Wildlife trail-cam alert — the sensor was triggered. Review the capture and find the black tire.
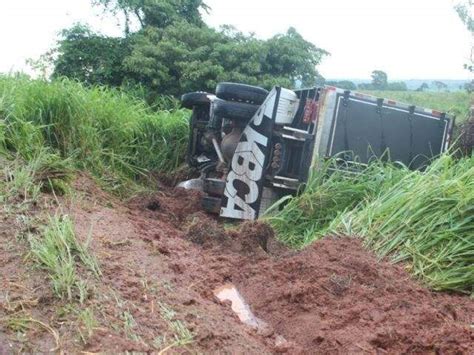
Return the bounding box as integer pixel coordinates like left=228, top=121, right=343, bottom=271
left=201, top=196, right=222, bottom=214
left=203, top=178, right=225, bottom=197
left=213, top=98, right=259, bottom=121
left=181, top=92, right=211, bottom=109
left=216, top=82, right=269, bottom=105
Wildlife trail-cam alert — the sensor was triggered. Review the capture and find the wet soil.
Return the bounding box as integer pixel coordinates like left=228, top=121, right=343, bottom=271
left=1, top=173, right=473, bottom=353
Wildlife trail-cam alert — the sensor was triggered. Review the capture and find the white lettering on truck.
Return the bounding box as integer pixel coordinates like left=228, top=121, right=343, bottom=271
left=220, top=90, right=276, bottom=220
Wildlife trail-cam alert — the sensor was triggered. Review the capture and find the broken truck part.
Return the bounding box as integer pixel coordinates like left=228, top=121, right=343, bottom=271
left=180, top=83, right=454, bottom=220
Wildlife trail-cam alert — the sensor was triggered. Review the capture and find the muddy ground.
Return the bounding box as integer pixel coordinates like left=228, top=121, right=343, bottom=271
left=1, top=174, right=473, bottom=354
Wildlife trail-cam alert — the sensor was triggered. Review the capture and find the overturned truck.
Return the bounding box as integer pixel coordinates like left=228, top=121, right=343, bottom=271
left=179, top=83, right=454, bottom=220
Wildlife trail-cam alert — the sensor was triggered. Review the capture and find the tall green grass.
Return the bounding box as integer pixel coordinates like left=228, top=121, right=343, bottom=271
left=0, top=75, right=189, bottom=193
left=265, top=159, right=407, bottom=247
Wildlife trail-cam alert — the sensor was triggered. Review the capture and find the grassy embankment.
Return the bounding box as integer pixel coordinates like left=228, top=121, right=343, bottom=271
left=0, top=75, right=188, bottom=302
left=0, top=75, right=189, bottom=198
left=0, top=76, right=194, bottom=348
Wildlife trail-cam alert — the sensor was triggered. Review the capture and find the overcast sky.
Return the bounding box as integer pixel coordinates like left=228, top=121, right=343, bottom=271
left=0, top=0, right=472, bottom=80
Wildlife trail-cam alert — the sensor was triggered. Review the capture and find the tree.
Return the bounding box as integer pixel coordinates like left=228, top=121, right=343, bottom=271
left=464, top=80, right=474, bottom=93
left=51, top=1, right=328, bottom=97
left=122, top=23, right=328, bottom=95
left=454, top=1, right=473, bottom=72
left=416, top=82, right=430, bottom=92
left=262, top=27, right=328, bottom=87
left=52, top=24, right=130, bottom=87
left=370, top=70, right=388, bottom=90
left=356, top=71, right=407, bottom=91
left=432, top=80, right=448, bottom=91
left=92, top=0, right=209, bottom=32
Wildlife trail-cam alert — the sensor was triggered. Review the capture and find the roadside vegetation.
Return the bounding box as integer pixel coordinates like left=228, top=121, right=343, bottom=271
left=0, top=76, right=195, bottom=351
left=0, top=75, right=189, bottom=195
left=332, top=155, right=473, bottom=293
left=267, top=154, right=474, bottom=295
left=28, top=215, right=100, bottom=301
left=265, top=158, right=407, bottom=246
left=0, top=72, right=472, bottom=353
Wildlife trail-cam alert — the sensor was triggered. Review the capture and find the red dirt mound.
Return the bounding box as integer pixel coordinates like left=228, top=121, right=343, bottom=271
left=123, top=187, right=473, bottom=353
left=231, top=237, right=474, bottom=354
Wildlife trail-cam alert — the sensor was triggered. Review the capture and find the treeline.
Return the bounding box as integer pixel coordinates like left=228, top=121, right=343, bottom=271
left=38, top=0, right=328, bottom=106
left=326, top=70, right=408, bottom=91
left=33, top=0, right=471, bottom=101
left=325, top=71, right=472, bottom=92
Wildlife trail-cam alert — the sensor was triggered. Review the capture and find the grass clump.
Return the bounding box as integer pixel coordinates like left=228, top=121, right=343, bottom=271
left=4, top=315, right=60, bottom=351
left=0, top=148, right=73, bottom=213
left=78, top=307, right=98, bottom=343
left=0, top=75, right=190, bottom=194
left=265, top=158, right=406, bottom=248
left=157, top=302, right=194, bottom=352
left=28, top=215, right=100, bottom=300
left=332, top=155, right=474, bottom=294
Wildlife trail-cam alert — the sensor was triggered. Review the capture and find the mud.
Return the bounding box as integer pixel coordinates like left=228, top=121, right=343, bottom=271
left=1, top=174, right=473, bottom=353
left=232, top=237, right=474, bottom=353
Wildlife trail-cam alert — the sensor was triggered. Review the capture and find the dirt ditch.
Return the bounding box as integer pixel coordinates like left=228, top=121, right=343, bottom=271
left=1, top=174, right=473, bottom=353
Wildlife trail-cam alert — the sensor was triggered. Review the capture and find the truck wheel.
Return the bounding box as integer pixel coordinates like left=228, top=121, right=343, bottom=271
left=203, top=178, right=226, bottom=197
left=216, top=82, right=269, bottom=105
left=201, top=196, right=222, bottom=214
left=181, top=92, right=211, bottom=109
left=213, top=98, right=259, bottom=121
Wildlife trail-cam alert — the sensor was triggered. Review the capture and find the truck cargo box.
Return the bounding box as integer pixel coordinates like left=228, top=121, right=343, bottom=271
left=313, top=87, right=453, bottom=170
